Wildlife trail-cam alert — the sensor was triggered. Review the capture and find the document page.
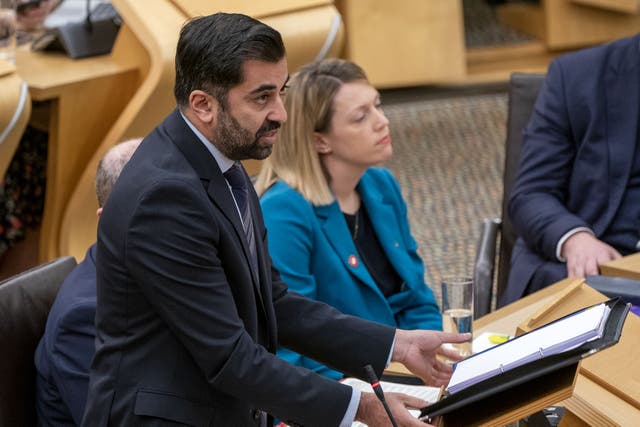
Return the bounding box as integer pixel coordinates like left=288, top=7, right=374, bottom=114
left=447, top=302, right=610, bottom=394
left=342, top=377, right=440, bottom=426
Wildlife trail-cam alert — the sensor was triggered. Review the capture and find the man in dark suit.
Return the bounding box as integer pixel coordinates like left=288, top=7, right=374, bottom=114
left=81, top=12, right=468, bottom=427
left=34, top=138, right=141, bottom=425
left=503, top=34, right=640, bottom=307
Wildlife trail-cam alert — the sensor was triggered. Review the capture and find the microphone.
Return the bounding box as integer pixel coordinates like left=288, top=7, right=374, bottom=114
left=363, top=364, right=398, bottom=427
left=85, top=0, right=92, bottom=31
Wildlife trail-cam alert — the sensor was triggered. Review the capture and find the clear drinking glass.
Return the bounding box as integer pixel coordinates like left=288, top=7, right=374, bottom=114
left=441, top=276, right=473, bottom=357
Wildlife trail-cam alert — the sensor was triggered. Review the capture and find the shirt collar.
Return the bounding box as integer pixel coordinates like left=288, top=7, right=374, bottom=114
left=179, top=109, right=235, bottom=174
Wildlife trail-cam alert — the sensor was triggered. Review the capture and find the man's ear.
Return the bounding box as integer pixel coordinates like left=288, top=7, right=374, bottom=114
left=313, top=132, right=332, bottom=155
left=188, top=90, right=218, bottom=125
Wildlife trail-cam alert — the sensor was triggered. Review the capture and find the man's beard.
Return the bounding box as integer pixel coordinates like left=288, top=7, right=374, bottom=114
left=212, top=108, right=280, bottom=161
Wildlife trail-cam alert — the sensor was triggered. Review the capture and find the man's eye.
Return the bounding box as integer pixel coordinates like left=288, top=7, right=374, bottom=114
left=256, top=94, right=270, bottom=104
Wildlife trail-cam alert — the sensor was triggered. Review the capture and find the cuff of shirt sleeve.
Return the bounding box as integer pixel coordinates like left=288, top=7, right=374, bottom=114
left=556, top=227, right=594, bottom=262
left=387, top=333, right=396, bottom=367
left=340, top=387, right=362, bottom=427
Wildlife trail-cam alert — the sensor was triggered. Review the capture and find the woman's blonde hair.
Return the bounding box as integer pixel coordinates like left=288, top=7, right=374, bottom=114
left=254, top=58, right=368, bottom=205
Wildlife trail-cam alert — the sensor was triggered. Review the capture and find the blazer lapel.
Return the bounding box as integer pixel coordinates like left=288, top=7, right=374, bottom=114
left=167, top=110, right=265, bottom=307
left=359, top=179, right=415, bottom=286
left=315, top=202, right=383, bottom=297
left=602, top=41, right=640, bottom=233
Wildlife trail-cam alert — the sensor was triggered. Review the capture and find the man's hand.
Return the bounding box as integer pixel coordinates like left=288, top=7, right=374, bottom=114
left=561, top=231, right=621, bottom=277
left=355, top=391, right=435, bottom=427
left=392, top=329, right=471, bottom=387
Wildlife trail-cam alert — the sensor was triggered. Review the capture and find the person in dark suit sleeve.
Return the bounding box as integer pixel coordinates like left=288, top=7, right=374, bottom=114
left=81, top=12, right=469, bottom=427
left=504, top=34, right=640, bottom=307
left=34, top=138, right=142, bottom=426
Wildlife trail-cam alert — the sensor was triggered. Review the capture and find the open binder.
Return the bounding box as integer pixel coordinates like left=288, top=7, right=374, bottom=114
left=419, top=297, right=629, bottom=426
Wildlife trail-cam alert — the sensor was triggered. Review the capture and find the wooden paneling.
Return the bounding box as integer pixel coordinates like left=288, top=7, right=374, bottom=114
left=0, top=65, right=31, bottom=181
left=600, top=252, right=640, bottom=280
left=336, top=0, right=466, bottom=88
left=170, top=0, right=329, bottom=18
left=14, top=43, right=141, bottom=261
left=499, top=0, right=640, bottom=50
left=497, top=2, right=547, bottom=42
left=572, top=0, right=639, bottom=14
left=465, top=42, right=558, bottom=84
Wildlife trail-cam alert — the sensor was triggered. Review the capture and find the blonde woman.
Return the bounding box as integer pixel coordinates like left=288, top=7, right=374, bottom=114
left=256, top=58, right=442, bottom=380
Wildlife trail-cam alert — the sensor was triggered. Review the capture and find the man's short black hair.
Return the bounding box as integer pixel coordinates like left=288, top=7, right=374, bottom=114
left=174, top=13, right=286, bottom=107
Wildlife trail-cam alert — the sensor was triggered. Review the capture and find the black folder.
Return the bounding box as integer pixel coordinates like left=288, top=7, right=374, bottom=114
left=419, top=298, right=630, bottom=426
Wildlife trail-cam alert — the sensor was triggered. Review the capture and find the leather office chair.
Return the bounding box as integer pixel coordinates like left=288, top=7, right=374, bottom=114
left=0, top=62, right=31, bottom=181
left=0, top=256, right=77, bottom=426
left=473, top=72, right=545, bottom=318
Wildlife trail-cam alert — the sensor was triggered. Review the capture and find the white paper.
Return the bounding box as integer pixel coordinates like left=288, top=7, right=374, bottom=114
left=341, top=377, right=440, bottom=426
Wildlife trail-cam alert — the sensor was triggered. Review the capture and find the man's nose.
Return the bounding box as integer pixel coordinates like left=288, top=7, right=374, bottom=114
left=270, top=95, right=287, bottom=124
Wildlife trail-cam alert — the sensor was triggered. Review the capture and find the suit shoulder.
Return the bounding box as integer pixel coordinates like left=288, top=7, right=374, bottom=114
left=46, top=268, right=96, bottom=336
left=553, top=34, right=639, bottom=73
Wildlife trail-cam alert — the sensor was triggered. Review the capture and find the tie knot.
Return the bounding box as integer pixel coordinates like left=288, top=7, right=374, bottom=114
left=224, top=163, right=247, bottom=191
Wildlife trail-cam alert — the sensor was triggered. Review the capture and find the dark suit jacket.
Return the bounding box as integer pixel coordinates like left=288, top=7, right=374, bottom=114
left=81, top=109, right=395, bottom=427
left=35, top=244, right=97, bottom=426
left=504, top=34, right=640, bottom=306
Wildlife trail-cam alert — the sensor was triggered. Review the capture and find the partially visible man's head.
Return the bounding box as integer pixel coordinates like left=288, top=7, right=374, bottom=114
left=174, top=12, right=286, bottom=108
left=95, top=138, right=142, bottom=210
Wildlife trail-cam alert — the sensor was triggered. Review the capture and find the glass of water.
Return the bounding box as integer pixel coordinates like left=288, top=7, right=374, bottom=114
left=441, top=276, right=473, bottom=357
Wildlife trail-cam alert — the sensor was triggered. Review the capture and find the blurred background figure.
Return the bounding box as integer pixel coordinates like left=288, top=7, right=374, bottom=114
left=16, top=0, right=58, bottom=35
left=34, top=138, right=141, bottom=426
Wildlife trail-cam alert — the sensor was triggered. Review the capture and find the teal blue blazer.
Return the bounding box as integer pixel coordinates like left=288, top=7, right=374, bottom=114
left=260, top=167, right=442, bottom=379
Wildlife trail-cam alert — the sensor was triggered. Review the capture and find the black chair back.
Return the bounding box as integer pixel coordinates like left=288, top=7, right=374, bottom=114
left=0, top=256, right=76, bottom=426
left=496, top=72, right=545, bottom=300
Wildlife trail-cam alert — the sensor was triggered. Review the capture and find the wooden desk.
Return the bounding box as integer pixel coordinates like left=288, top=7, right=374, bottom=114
left=600, top=252, right=640, bottom=280
left=475, top=279, right=640, bottom=426
left=14, top=44, right=141, bottom=261
left=387, top=279, right=640, bottom=426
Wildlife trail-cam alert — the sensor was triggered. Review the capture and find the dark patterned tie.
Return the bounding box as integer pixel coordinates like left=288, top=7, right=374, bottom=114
left=224, top=163, right=258, bottom=275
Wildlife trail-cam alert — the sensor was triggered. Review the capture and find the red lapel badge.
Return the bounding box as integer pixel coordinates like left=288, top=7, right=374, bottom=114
left=348, top=254, right=358, bottom=268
